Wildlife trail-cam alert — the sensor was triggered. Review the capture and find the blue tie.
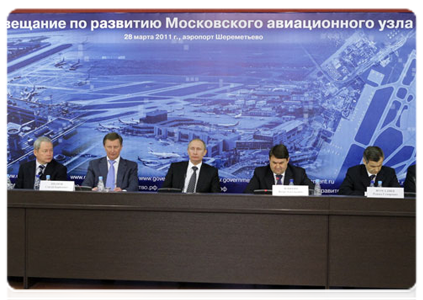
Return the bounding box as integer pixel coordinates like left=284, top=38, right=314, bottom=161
left=276, top=174, right=283, bottom=185
left=106, top=160, right=116, bottom=190
left=369, top=174, right=376, bottom=186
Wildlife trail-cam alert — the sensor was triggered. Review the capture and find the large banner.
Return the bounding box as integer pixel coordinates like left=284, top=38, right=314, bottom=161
left=7, top=10, right=416, bottom=193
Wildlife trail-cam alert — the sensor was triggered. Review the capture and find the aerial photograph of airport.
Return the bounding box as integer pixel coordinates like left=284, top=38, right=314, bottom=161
left=7, top=11, right=416, bottom=193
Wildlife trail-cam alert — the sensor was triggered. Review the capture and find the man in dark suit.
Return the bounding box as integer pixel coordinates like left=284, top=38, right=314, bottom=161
left=162, top=138, right=220, bottom=193
left=15, top=136, right=67, bottom=189
left=244, top=144, right=314, bottom=193
left=338, top=146, right=401, bottom=196
left=82, top=132, right=138, bottom=192
left=404, top=164, right=416, bottom=194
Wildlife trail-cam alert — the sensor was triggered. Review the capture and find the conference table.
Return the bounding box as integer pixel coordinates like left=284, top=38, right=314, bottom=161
left=7, top=190, right=415, bottom=289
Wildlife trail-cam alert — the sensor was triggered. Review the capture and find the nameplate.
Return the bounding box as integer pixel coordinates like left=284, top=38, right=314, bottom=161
left=40, top=180, right=75, bottom=192
left=272, top=185, right=309, bottom=196
left=366, top=187, right=404, bottom=198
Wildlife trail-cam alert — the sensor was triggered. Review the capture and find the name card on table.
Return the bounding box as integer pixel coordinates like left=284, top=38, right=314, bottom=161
left=40, top=180, right=75, bottom=192
left=366, top=187, right=404, bottom=198
left=272, top=185, right=309, bottom=196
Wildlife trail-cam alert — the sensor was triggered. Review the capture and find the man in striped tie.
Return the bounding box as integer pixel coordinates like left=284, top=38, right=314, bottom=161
left=14, top=136, right=67, bottom=189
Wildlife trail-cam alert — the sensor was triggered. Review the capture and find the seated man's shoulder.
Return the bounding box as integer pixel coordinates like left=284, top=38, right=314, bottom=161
left=122, top=157, right=138, bottom=166
left=53, top=159, right=67, bottom=169
left=89, top=157, right=103, bottom=164
left=51, top=158, right=63, bottom=164
left=406, top=164, right=416, bottom=175
left=407, top=163, right=420, bottom=173
left=347, top=164, right=362, bottom=172
left=203, top=162, right=216, bottom=168
left=258, top=165, right=270, bottom=170
left=288, top=163, right=304, bottom=171
left=408, top=163, right=420, bottom=170
left=19, top=160, right=34, bottom=168
left=168, top=161, right=187, bottom=169
left=255, top=165, right=268, bottom=170
left=253, top=165, right=270, bottom=175
left=381, top=165, right=396, bottom=173
left=202, top=162, right=219, bottom=173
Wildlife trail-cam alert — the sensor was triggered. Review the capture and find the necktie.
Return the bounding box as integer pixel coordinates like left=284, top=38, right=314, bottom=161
left=37, top=165, right=45, bottom=177
left=186, top=166, right=198, bottom=193
left=276, top=174, right=283, bottom=185
left=106, top=160, right=116, bottom=190
left=34, top=165, right=45, bottom=189
left=369, top=174, right=376, bottom=186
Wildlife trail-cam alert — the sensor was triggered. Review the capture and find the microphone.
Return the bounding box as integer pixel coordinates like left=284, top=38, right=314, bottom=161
left=411, top=176, right=420, bottom=194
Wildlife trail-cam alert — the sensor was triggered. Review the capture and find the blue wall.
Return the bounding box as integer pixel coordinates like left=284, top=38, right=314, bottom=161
left=7, top=11, right=416, bottom=193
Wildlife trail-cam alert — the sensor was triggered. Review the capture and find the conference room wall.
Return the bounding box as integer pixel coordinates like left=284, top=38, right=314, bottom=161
left=6, top=10, right=416, bottom=193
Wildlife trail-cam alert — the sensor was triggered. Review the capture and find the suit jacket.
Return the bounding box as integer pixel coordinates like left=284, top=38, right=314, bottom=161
left=244, top=164, right=315, bottom=193
left=14, top=159, right=68, bottom=189
left=404, top=164, right=416, bottom=194
left=82, top=157, right=139, bottom=191
left=162, top=161, right=221, bottom=193
left=338, top=164, right=401, bottom=196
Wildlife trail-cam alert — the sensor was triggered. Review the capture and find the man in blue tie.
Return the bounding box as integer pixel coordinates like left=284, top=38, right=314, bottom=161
left=82, top=132, right=139, bottom=192
left=338, top=146, right=401, bottom=196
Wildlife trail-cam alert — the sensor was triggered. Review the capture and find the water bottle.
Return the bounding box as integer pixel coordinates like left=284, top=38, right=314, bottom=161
left=46, top=175, right=51, bottom=181
left=34, top=175, right=41, bottom=190
left=314, top=179, right=322, bottom=196
left=97, top=176, right=105, bottom=192
left=377, top=180, right=382, bottom=187
left=370, top=180, right=375, bottom=187
left=7, top=175, right=14, bottom=190
left=289, top=179, right=294, bottom=185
